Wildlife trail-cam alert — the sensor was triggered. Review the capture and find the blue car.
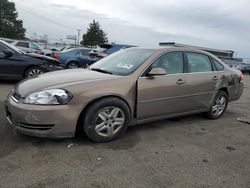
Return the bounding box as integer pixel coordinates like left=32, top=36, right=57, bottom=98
left=53, top=48, right=93, bottom=69
left=89, top=43, right=136, bottom=62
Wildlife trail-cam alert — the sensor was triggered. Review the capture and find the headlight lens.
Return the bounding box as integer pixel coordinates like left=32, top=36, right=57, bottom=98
left=24, top=89, right=72, bottom=105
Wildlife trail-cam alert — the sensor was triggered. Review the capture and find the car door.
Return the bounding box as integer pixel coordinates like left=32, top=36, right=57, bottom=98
left=185, top=52, right=220, bottom=110
left=137, top=51, right=192, bottom=120
left=77, top=49, right=92, bottom=64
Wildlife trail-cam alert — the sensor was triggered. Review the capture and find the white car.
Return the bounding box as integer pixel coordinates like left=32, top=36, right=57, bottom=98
left=11, top=40, right=52, bottom=56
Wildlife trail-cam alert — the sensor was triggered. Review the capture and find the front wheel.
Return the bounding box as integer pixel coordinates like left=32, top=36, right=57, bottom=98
left=25, top=66, right=44, bottom=78
left=206, top=91, right=228, bottom=119
left=67, top=62, right=80, bottom=69
left=83, top=97, right=130, bottom=142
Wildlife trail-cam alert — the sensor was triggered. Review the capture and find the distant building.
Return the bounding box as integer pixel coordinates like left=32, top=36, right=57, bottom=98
left=159, top=42, right=243, bottom=65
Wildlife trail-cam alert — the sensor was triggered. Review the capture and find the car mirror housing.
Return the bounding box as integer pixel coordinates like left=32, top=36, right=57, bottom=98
left=147, top=68, right=167, bottom=76
left=3, top=49, right=14, bottom=57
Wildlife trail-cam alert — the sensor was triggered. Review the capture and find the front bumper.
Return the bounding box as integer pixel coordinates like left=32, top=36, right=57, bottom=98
left=4, top=95, right=81, bottom=138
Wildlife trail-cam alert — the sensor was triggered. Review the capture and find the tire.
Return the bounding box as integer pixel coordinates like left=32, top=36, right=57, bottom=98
left=24, top=66, right=44, bottom=78
left=66, top=62, right=80, bottom=69
left=82, top=97, right=131, bottom=142
left=206, top=91, right=228, bottom=119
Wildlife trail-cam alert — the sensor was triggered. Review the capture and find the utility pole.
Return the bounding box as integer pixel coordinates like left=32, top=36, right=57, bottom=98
left=44, top=34, right=48, bottom=49
left=76, top=29, right=81, bottom=46
left=33, top=33, right=37, bottom=42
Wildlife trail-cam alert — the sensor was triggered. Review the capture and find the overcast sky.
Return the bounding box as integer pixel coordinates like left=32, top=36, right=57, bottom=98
left=13, top=0, right=250, bottom=57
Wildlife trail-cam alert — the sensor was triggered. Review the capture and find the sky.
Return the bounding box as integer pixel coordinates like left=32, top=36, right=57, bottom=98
left=12, top=0, right=250, bottom=58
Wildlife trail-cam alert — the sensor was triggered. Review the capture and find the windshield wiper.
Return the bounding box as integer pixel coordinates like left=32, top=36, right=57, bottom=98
left=91, top=68, right=113, bottom=75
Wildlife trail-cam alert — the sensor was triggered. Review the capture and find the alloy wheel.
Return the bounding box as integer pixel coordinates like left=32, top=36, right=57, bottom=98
left=28, top=69, right=43, bottom=77
left=95, top=107, right=125, bottom=137
left=211, top=96, right=226, bottom=116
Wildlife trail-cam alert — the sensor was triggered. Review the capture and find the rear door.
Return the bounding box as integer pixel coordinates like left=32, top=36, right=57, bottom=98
left=185, top=52, right=220, bottom=110
left=137, top=51, right=192, bottom=120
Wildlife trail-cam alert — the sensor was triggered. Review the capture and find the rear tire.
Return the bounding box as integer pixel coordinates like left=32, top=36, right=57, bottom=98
left=67, top=61, right=80, bottom=69
left=206, top=91, right=228, bottom=119
left=24, top=66, right=44, bottom=78
left=82, top=97, right=130, bottom=142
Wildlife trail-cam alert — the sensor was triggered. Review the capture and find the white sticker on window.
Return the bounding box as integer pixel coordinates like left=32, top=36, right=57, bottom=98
left=116, top=63, right=134, bottom=69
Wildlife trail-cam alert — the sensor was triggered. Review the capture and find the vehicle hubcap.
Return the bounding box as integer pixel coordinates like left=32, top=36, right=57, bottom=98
left=28, top=69, right=43, bottom=77
left=95, top=107, right=125, bottom=137
left=211, top=96, right=226, bottom=116
left=68, top=63, right=78, bottom=69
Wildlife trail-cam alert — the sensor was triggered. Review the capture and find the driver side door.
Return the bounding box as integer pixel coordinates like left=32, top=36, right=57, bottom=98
left=137, top=51, right=192, bottom=121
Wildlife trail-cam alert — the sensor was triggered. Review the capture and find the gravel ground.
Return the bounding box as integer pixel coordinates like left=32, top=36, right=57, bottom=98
left=0, top=77, right=249, bottom=188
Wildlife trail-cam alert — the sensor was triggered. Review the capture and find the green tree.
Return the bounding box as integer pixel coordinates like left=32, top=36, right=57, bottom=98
left=81, top=20, right=108, bottom=48
left=0, top=0, right=26, bottom=39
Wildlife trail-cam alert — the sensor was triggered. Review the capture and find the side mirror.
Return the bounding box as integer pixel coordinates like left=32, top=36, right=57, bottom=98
left=147, top=67, right=167, bottom=77
left=3, top=49, right=13, bottom=57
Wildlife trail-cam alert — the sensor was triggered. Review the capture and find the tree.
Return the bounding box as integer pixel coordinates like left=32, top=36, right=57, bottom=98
left=81, top=20, right=108, bottom=48
left=0, top=0, right=26, bottom=39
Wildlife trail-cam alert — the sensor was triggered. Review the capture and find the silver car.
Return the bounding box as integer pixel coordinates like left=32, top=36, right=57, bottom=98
left=5, top=47, right=243, bottom=142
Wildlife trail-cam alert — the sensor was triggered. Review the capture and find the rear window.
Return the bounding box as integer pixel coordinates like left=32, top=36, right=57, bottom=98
left=186, top=52, right=212, bottom=73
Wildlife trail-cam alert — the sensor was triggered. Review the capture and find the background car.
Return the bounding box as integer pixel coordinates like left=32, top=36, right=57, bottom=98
left=11, top=40, right=52, bottom=56
left=53, top=47, right=93, bottom=69
left=234, top=63, right=250, bottom=75
left=0, top=40, right=63, bottom=80
left=89, top=43, right=136, bottom=62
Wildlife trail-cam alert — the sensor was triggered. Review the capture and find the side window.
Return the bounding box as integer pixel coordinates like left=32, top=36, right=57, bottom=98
left=30, top=43, right=39, bottom=50
left=212, top=58, right=224, bottom=71
left=186, top=52, right=212, bottom=73
left=80, top=50, right=90, bottom=56
left=16, top=42, right=29, bottom=48
left=151, top=52, right=184, bottom=75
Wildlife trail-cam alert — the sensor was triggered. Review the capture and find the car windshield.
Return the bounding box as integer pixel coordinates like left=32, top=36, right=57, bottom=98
left=1, top=40, right=25, bottom=54
left=90, top=49, right=155, bottom=76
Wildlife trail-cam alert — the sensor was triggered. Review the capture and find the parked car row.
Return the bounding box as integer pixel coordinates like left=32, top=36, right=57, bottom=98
left=233, top=64, right=250, bottom=75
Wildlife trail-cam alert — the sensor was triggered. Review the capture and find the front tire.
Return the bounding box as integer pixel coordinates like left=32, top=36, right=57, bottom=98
left=206, top=91, right=228, bottom=119
left=67, top=61, right=80, bottom=69
left=24, top=66, right=44, bottom=78
left=83, top=97, right=130, bottom=142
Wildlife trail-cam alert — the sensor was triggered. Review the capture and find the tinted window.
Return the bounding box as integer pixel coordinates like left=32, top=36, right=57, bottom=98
left=212, top=58, right=224, bottom=71
left=16, top=42, right=29, bottom=48
left=152, top=52, right=183, bottom=74
left=187, top=52, right=212, bottom=73
left=80, top=49, right=90, bottom=56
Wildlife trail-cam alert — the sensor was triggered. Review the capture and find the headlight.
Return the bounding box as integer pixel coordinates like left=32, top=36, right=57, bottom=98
left=24, top=89, right=72, bottom=105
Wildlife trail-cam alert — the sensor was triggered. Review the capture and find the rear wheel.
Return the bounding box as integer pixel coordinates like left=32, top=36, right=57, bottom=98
left=66, top=62, right=80, bottom=69
left=82, top=97, right=130, bottom=142
left=24, top=66, right=44, bottom=78
left=206, top=91, right=228, bottom=119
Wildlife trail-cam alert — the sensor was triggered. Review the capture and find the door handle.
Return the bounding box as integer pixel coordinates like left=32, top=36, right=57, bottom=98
left=212, top=76, right=219, bottom=81
left=176, top=79, right=187, bottom=85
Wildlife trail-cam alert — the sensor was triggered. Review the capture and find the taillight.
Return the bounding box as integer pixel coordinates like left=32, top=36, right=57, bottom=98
left=53, top=53, right=59, bottom=59
left=240, top=72, right=244, bottom=82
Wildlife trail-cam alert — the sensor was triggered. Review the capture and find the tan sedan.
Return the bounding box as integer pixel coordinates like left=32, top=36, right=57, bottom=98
left=5, top=47, right=243, bottom=142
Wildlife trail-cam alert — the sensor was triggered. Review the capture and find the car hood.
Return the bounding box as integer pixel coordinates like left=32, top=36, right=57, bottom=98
left=16, top=69, right=118, bottom=96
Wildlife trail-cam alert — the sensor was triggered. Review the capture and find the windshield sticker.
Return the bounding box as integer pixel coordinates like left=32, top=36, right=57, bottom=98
left=116, top=63, right=134, bottom=69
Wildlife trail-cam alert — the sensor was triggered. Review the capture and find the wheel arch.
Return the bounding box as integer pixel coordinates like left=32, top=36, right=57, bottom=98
left=75, top=95, right=132, bottom=136
left=23, top=65, right=42, bottom=78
